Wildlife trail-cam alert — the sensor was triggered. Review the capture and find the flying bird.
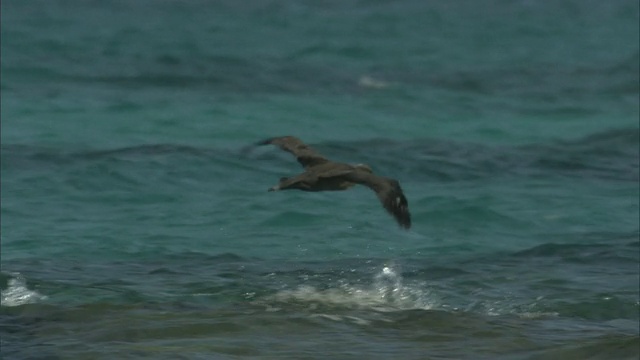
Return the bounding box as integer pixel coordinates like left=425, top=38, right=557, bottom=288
left=255, top=136, right=411, bottom=229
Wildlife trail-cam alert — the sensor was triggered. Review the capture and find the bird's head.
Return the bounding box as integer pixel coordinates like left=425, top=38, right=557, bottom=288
left=354, top=163, right=373, bottom=173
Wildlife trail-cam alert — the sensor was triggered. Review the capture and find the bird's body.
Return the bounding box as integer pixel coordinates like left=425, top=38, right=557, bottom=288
left=256, top=136, right=411, bottom=229
left=270, top=162, right=365, bottom=192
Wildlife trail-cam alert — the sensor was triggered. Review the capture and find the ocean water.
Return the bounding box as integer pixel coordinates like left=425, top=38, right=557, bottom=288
left=1, top=0, right=639, bottom=359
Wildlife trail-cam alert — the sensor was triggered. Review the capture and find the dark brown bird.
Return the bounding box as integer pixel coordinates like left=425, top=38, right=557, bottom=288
left=256, top=136, right=411, bottom=229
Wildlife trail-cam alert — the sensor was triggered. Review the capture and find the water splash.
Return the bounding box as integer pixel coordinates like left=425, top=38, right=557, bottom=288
left=262, top=262, right=437, bottom=314
left=1, top=273, right=47, bottom=307
left=374, top=264, right=403, bottom=302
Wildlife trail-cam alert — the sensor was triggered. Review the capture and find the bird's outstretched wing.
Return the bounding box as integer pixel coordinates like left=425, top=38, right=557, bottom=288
left=343, top=170, right=411, bottom=229
left=257, top=136, right=329, bottom=169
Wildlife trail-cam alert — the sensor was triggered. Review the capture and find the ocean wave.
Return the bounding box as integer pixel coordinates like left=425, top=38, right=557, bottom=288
left=255, top=263, right=438, bottom=319
left=512, top=234, right=640, bottom=264
left=1, top=273, right=47, bottom=307
left=3, top=128, right=637, bottom=183
left=529, top=334, right=640, bottom=360
left=253, top=262, right=567, bottom=325
left=248, top=128, right=640, bottom=182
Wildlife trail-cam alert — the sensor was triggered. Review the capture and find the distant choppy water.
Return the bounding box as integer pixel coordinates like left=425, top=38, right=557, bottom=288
left=2, top=0, right=639, bottom=359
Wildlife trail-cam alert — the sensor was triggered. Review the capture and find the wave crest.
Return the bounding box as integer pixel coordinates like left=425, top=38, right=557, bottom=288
left=1, top=273, right=47, bottom=307
left=257, top=264, right=437, bottom=315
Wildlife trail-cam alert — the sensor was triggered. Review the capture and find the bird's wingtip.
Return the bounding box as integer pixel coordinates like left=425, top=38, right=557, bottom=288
left=255, top=137, right=274, bottom=146
left=241, top=136, right=282, bottom=157
left=255, top=135, right=297, bottom=146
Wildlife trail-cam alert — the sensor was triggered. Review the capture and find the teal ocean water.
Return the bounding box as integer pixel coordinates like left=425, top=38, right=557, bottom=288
left=2, top=1, right=639, bottom=359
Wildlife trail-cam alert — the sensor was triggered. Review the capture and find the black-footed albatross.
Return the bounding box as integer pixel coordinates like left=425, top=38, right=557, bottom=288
left=256, top=136, right=411, bottom=229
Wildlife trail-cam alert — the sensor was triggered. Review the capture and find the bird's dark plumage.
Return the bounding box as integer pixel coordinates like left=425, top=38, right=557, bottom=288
left=256, top=136, right=411, bottom=229
left=256, top=136, right=329, bottom=168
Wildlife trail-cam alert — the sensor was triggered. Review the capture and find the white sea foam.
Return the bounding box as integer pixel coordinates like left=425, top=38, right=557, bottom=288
left=1, top=273, right=47, bottom=307
left=263, top=263, right=437, bottom=314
